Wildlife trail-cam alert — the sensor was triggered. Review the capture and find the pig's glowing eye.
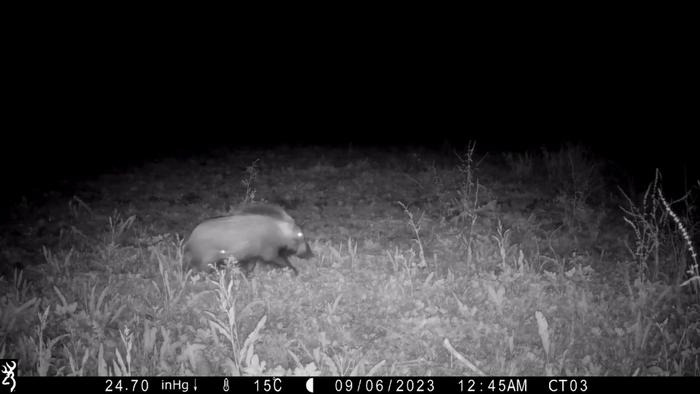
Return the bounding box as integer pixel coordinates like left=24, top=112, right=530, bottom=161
left=297, top=232, right=303, bottom=238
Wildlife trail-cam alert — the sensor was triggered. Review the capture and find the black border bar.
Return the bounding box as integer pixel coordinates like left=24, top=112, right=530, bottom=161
left=8, top=376, right=697, bottom=393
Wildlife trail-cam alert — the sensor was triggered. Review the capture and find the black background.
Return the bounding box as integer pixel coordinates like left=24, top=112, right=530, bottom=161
left=3, top=24, right=696, bottom=208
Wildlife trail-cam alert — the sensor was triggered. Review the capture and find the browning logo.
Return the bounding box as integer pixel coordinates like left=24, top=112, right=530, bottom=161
left=0, top=360, right=16, bottom=393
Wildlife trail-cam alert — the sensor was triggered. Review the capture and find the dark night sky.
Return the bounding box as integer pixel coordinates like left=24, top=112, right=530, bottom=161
left=8, top=77, right=693, bottom=162
left=3, top=31, right=696, bottom=207
left=5, top=81, right=695, bottom=184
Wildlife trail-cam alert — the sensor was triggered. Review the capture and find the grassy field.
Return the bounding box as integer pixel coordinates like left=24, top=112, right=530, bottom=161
left=1, top=145, right=698, bottom=376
